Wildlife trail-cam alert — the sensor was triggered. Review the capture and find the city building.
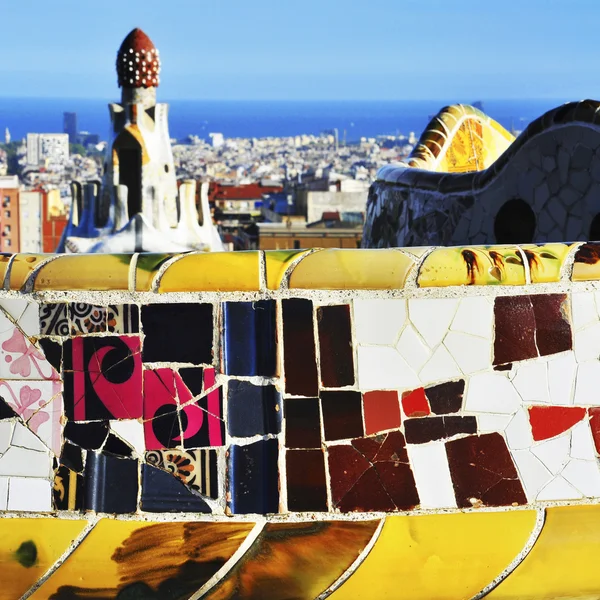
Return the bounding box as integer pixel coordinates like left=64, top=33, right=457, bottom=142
left=18, top=190, right=42, bottom=252
left=0, top=175, right=19, bottom=251
left=63, top=112, right=77, bottom=142
left=26, top=133, right=70, bottom=166
left=60, top=28, right=223, bottom=253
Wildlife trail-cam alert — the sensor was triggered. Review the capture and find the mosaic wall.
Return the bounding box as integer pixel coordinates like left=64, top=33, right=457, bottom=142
left=4, top=247, right=600, bottom=598
left=364, top=100, right=600, bottom=248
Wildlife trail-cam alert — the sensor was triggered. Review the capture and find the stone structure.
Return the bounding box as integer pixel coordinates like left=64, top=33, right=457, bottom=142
left=363, top=101, right=600, bottom=248
left=59, top=29, right=223, bottom=253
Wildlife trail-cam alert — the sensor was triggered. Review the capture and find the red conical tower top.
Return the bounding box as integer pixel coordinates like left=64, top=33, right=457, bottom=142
left=116, top=28, right=160, bottom=88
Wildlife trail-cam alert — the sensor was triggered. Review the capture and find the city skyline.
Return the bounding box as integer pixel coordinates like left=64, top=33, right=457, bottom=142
left=0, top=0, right=598, bottom=100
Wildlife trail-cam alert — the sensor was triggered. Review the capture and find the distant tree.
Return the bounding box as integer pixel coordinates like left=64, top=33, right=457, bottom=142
left=0, top=142, right=22, bottom=175
left=69, top=143, right=87, bottom=156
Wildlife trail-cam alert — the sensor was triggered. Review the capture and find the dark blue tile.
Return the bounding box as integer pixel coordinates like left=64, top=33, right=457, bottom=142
left=223, top=300, right=277, bottom=377
left=140, top=464, right=212, bottom=513
left=227, top=380, right=281, bottom=437
left=228, top=439, right=279, bottom=514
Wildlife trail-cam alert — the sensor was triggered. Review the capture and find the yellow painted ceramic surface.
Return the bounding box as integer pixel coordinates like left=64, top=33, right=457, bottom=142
left=34, top=254, right=132, bottom=290
left=330, top=510, right=536, bottom=600
left=418, top=246, right=527, bottom=287
left=134, top=253, right=178, bottom=291
left=0, top=517, right=87, bottom=600
left=520, top=243, right=575, bottom=283
left=264, top=249, right=310, bottom=290
left=8, top=254, right=51, bottom=290
left=0, top=255, right=10, bottom=288
left=159, top=251, right=261, bottom=292
left=33, top=519, right=254, bottom=598
left=289, top=249, right=415, bottom=289
left=488, top=505, right=600, bottom=599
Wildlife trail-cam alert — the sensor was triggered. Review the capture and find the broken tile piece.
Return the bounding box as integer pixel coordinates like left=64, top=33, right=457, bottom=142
left=286, top=449, right=328, bottom=512
left=425, top=380, right=465, bottom=414
left=317, top=304, right=355, bottom=388
left=69, top=303, right=107, bottom=335
left=531, top=294, right=572, bottom=357
left=493, top=296, right=537, bottom=365
left=8, top=478, right=52, bottom=512
left=107, top=304, right=139, bottom=334
left=402, top=388, right=430, bottom=417
left=109, top=419, right=145, bottom=456
left=363, top=390, right=401, bottom=435
left=39, top=303, right=69, bottom=336
left=53, top=465, right=84, bottom=510
left=528, top=406, right=586, bottom=441
left=321, top=391, right=364, bottom=441
left=404, top=416, right=477, bottom=444
left=64, top=421, right=108, bottom=450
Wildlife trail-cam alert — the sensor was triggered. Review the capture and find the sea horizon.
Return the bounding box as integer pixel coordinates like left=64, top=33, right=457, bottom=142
left=0, top=97, right=574, bottom=143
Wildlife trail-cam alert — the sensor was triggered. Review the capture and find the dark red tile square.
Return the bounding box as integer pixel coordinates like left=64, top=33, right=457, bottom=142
left=321, top=391, right=364, bottom=441
left=286, top=449, right=328, bottom=512
left=317, top=305, right=355, bottom=388
left=285, top=398, right=321, bottom=449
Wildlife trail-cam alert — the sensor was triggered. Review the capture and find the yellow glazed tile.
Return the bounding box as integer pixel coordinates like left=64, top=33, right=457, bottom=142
left=418, top=246, right=526, bottom=287
left=135, top=253, right=178, bottom=291
left=330, top=510, right=536, bottom=600
left=0, top=517, right=87, bottom=600
left=34, top=254, right=132, bottom=290
left=33, top=519, right=254, bottom=599
left=0, top=254, right=11, bottom=286
left=572, top=242, right=600, bottom=281
left=520, top=243, right=575, bottom=283
left=9, top=254, right=50, bottom=290
left=488, top=505, right=600, bottom=599
left=289, top=249, right=415, bottom=290
left=264, top=249, right=310, bottom=290
left=159, top=251, right=260, bottom=292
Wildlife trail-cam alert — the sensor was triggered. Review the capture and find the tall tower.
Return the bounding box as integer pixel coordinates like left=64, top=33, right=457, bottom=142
left=59, top=28, right=223, bottom=253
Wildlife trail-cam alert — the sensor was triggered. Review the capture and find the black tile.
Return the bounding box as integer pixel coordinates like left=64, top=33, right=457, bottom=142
left=317, top=305, right=354, bottom=388
left=38, top=339, right=62, bottom=373
left=64, top=421, right=109, bottom=450
left=227, top=381, right=281, bottom=437
left=0, top=396, right=17, bottom=419
left=84, top=452, right=139, bottom=514
left=425, top=380, right=465, bottom=415
left=103, top=433, right=134, bottom=458
left=228, top=439, right=279, bottom=514
left=286, top=449, right=328, bottom=512
left=223, top=300, right=277, bottom=377
left=60, top=442, right=84, bottom=473
left=179, top=367, right=204, bottom=397
left=285, top=398, right=321, bottom=449
left=321, top=391, right=364, bottom=441
left=141, top=303, right=213, bottom=364
left=53, top=465, right=84, bottom=511
left=404, top=416, right=477, bottom=444
left=140, top=464, right=212, bottom=513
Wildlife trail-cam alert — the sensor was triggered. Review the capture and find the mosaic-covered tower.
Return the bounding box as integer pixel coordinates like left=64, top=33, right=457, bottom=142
left=59, top=28, right=223, bottom=252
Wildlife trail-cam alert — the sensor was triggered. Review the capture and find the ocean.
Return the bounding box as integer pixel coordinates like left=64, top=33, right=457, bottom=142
left=0, top=97, right=573, bottom=143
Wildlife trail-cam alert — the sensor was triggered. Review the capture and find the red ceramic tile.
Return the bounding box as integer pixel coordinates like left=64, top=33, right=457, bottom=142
left=286, top=449, right=328, bottom=512
left=401, top=388, right=430, bottom=417
left=531, top=294, right=572, bottom=357
left=589, top=407, right=600, bottom=454
left=327, top=444, right=371, bottom=506
left=493, top=296, right=537, bottom=365
left=363, top=390, right=401, bottom=435
left=317, top=305, right=355, bottom=388
left=528, top=406, right=586, bottom=441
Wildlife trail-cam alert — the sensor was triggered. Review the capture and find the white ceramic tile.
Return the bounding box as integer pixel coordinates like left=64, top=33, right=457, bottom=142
left=357, top=346, right=419, bottom=391
left=574, top=361, right=600, bottom=405
left=537, top=475, right=583, bottom=501
left=353, top=299, right=407, bottom=345
left=7, top=477, right=52, bottom=512
left=464, top=372, right=521, bottom=414
left=18, top=303, right=41, bottom=337
left=476, top=413, right=512, bottom=433
left=562, top=459, right=600, bottom=497
left=443, top=331, right=491, bottom=374
left=512, top=362, right=549, bottom=403
left=511, top=449, right=553, bottom=501
left=110, top=419, right=145, bottom=455
left=0, top=447, right=52, bottom=478
left=450, top=296, right=494, bottom=339
left=531, top=433, right=570, bottom=474
left=571, top=292, right=598, bottom=330
left=419, top=344, right=462, bottom=384
left=0, top=421, right=14, bottom=455
left=573, top=322, right=600, bottom=363
left=30, top=391, right=63, bottom=456
left=0, top=300, right=28, bottom=323
left=570, top=420, right=597, bottom=460
left=396, top=326, right=431, bottom=373
left=547, top=353, right=577, bottom=405
left=0, top=325, right=57, bottom=380
left=0, top=477, right=8, bottom=510
left=407, top=442, right=457, bottom=509
left=408, top=298, right=459, bottom=348
left=505, top=409, right=534, bottom=451
left=11, top=422, right=48, bottom=453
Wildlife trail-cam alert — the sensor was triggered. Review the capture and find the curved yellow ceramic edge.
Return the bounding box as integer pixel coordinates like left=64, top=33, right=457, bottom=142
left=33, top=254, right=133, bottom=290
left=288, top=248, right=416, bottom=290
left=571, top=243, right=600, bottom=282
left=264, top=249, right=312, bottom=290
left=8, top=254, right=53, bottom=290
left=0, top=517, right=87, bottom=600
left=417, top=246, right=527, bottom=287
left=487, top=505, right=600, bottom=599
left=520, top=243, right=577, bottom=283
left=158, top=251, right=261, bottom=292
left=135, top=252, right=181, bottom=291
left=330, top=509, right=537, bottom=600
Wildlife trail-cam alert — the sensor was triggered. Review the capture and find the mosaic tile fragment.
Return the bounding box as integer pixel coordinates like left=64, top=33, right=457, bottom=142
left=284, top=398, right=321, bottom=449
left=68, top=303, right=106, bottom=335
left=63, top=420, right=108, bottom=450
left=38, top=338, right=62, bottom=373
left=53, top=465, right=84, bottom=510
left=321, top=390, right=364, bottom=441
left=402, top=388, right=430, bottom=417
left=141, top=302, right=213, bottom=364
left=282, top=298, right=318, bottom=396
left=286, top=449, right=328, bottom=512
left=528, top=405, right=586, bottom=441
left=446, top=432, right=527, bottom=507
left=228, top=439, right=279, bottom=514
left=140, top=463, right=211, bottom=513
left=264, top=249, right=309, bottom=290
left=363, top=390, right=401, bottom=435
left=60, top=441, right=84, bottom=473
left=227, top=380, right=281, bottom=437
left=317, top=304, right=354, bottom=387
left=107, top=303, right=139, bottom=334
left=404, top=415, right=477, bottom=444
left=425, top=380, right=465, bottom=414
left=103, top=433, right=134, bottom=457
left=223, top=300, right=277, bottom=377
left=39, top=302, right=69, bottom=336
left=572, top=242, right=600, bottom=281
left=143, top=368, right=181, bottom=450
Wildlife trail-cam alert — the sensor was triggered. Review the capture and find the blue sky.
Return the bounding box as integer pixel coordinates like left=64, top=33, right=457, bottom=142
left=0, top=0, right=597, bottom=100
